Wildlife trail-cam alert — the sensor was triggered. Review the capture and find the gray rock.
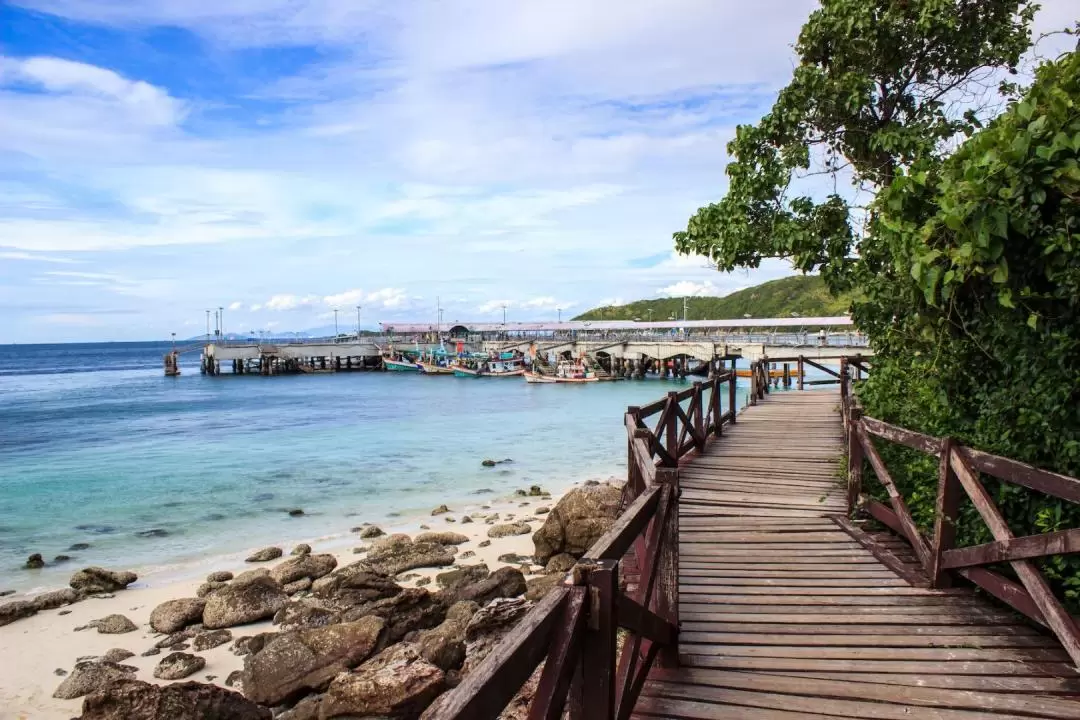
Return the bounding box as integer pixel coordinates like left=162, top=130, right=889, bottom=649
left=26, top=553, right=45, bottom=569
left=435, top=564, right=489, bottom=591
left=319, top=642, right=445, bottom=719
left=364, top=540, right=456, bottom=576
left=535, top=506, right=550, bottom=515
left=340, top=587, right=447, bottom=644
left=140, top=647, right=161, bottom=657
left=88, top=614, right=138, bottom=634
left=414, top=531, right=469, bottom=545
left=31, top=588, right=82, bottom=611
left=241, top=616, right=386, bottom=706
left=431, top=504, right=450, bottom=515
left=149, top=598, right=206, bottom=634
left=99, top=649, right=133, bottom=664
left=233, top=568, right=270, bottom=583
left=461, top=597, right=534, bottom=675
left=544, top=553, right=577, bottom=574
left=459, top=550, right=476, bottom=559
left=77, top=679, right=271, bottom=720
left=525, top=574, right=563, bottom=601
left=153, top=652, right=206, bottom=680
left=357, top=525, right=385, bottom=539
left=528, top=485, right=543, bottom=496
left=441, top=567, right=526, bottom=605
left=53, top=661, right=135, bottom=699
left=192, top=628, right=233, bottom=651
left=532, top=483, right=621, bottom=563
left=197, top=581, right=228, bottom=598
left=207, top=571, right=234, bottom=583
left=231, top=632, right=277, bottom=657
left=54, top=554, right=73, bottom=563
left=69, top=567, right=137, bottom=594
left=282, top=577, right=312, bottom=595
left=155, top=628, right=198, bottom=649
left=269, top=553, right=337, bottom=585
left=311, top=563, right=401, bottom=607
left=416, top=576, right=431, bottom=586
left=487, top=522, right=531, bottom=538
left=245, top=546, right=283, bottom=563
left=478, top=540, right=491, bottom=548
left=290, top=543, right=312, bottom=556
left=225, top=670, right=243, bottom=687
left=277, top=692, right=322, bottom=720
left=202, top=575, right=289, bottom=629
left=460, top=516, right=473, bottom=524
left=272, top=599, right=341, bottom=631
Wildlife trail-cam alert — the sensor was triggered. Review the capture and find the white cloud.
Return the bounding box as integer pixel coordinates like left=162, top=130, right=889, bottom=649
left=228, top=301, right=243, bottom=311
left=477, top=299, right=512, bottom=315
left=323, top=289, right=365, bottom=307
left=265, top=294, right=318, bottom=311
left=0, top=250, right=81, bottom=264
left=657, top=280, right=719, bottom=298
left=594, top=297, right=626, bottom=307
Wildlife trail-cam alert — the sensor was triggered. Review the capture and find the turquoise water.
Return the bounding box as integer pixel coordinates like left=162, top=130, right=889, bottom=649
left=0, top=342, right=755, bottom=592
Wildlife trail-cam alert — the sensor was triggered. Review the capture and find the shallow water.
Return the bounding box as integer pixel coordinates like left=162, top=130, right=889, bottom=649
left=0, top=342, right=760, bottom=592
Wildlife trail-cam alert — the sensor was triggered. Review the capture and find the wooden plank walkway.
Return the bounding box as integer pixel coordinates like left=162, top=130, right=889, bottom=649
left=635, top=390, right=1080, bottom=719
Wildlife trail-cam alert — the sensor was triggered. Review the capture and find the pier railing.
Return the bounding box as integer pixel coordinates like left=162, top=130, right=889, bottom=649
left=837, top=360, right=1080, bottom=666
left=746, top=354, right=865, bottom=404
left=430, top=372, right=737, bottom=720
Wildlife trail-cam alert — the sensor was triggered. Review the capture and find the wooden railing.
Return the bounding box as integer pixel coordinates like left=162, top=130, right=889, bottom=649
left=838, top=360, right=1080, bottom=667
left=747, top=354, right=866, bottom=403
left=430, top=372, right=738, bottom=719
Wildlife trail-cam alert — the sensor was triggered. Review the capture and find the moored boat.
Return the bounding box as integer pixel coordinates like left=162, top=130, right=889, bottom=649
left=383, top=356, right=420, bottom=372
left=524, top=361, right=599, bottom=384
left=417, top=361, right=453, bottom=375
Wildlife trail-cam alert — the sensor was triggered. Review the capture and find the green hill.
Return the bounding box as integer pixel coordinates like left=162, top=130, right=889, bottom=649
left=573, top=275, right=851, bottom=322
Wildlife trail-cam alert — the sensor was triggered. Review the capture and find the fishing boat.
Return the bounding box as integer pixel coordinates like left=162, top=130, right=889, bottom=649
left=418, top=361, right=453, bottom=375
left=383, top=356, right=420, bottom=372
left=524, top=361, right=598, bottom=384
left=484, top=357, right=526, bottom=377
left=452, top=363, right=482, bottom=377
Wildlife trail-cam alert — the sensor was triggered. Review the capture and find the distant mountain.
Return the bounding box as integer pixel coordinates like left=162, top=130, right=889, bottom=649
left=573, top=275, right=851, bottom=322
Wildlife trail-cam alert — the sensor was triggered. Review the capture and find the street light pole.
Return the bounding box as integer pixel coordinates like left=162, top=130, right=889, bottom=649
left=219, top=306, right=224, bottom=340
left=333, top=309, right=339, bottom=339
left=501, top=304, right=507, bottom=325
left=557, top=308, right=561, bottom=323
left=356, top=305, right=362, bottom=340
left=205, top=309, right=210, bottom=341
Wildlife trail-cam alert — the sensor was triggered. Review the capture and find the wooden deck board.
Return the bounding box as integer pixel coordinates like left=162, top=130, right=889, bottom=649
left=638, top=389, right=1080, bottom=718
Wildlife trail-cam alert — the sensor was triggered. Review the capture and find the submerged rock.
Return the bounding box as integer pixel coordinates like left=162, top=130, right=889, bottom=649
left=241, top=616, right=386, bottom=706
left=77, top=679, right=271, bottom=720
left=153, top=652, right=205, bottom=680
left=69, top=567, right=137, bottom=594
left=26, top=553, right=45, bottom=569
left=287, top=508, right=305, bottom=517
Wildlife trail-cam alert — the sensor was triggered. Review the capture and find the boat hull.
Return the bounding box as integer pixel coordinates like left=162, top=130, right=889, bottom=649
left=524, top=371, right=598, bottom=384
left=452, top=365, right=481, bottom=377
left=384, top=359, right=419, bottom=372
left=418, top=362, right=453, bottom=375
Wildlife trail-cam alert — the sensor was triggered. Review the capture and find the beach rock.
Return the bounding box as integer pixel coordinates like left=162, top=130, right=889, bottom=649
left=136, top=528, right=169, bottom=538
left=357, top=525, right=385, bottom=539
left=225, top=670, right=243, bottom=687
left=431, top=504, right=450, bottom=515
left=445, top=517, right=457, bottom=523
left=291, top=543, right=312, bottom=556
left=207, top=571, right=234, bottom=583
left=203, top=575, right=289, bottom=629
left=192, top=628, right=233, bottom=651
left=459, top=550, right=476, bottom=559
left=374, top=533, right=413, bottom=549
left=69, top=542, right=92, bottom=551
left=233, top=567, right=270, bottom=583
left=341, top=588, right=447, bottom=644
left=528, top=485, right=543, bottom=496
left=55, top=668, right=67, bottom=676
left=415, top=604, right=474, bottom=671
left=77, top=679, right=271, bottom=720
left=460, top=516, right=473, bottom=524
left=231, top=632, right=277, bottom=657
left=31, top=587, right=82, bottom=611
left=415, top=531, right=469, bottom=546
left=0, top=589, right=14, bottom=597
left=277, top=694, right=323, bottom=720
left=312, top=564, right=401, bottom=607
left=478, top=540, right=491, bottom=548
left=419, top=524, right=430, bottom=530
left=288, top=509, right=305, bottom=517
left=153, top=652, right=206, bottom=680
left=270, top=553, right=337, bottom=585
left=544, top=553, right=577, bottom=574
left=54, top=554, right=74, bottom=563
left=70, top=567, right=137, bottom=594
left=89, top=614, right=138, bottom=634
left=514, top=489, right=527, bottom=496
left=416, top=576, right=432, bottom=586
left=535, top=506, right=550, bottom=515
left=140, top=647, right=160, bottom=657
left=525, top=574, right=563, bottom=601
left=150, top=598, right=206, bottom=634
left=155, top=628, right=197, bottom=649
left=435, top=564, right=490, bottom=591
left=197, top=581, right=228, bottom=598
left=319, top=642, right=445, bottom=719
left=364, top=540, right=456, bottom=576
left=532, top=483, right=621, bottom=564
left=241, top=616, right=386, bottom=706
left=245, top=547, right=283, bottom=563
left=488, top=522, right=531, bottom=538
left=102, top=648, right=135, bottom=663
left=461, top=598, right=534, bottom=675
left=282, top=577, right=312, bottom=595
left=26, top=553, right=45, bottom=569
left=53, top=661, right=135, bottom=699
left=272, top=599, right=341, bottom=631
left=481, top=459, right=496, bottom=467
left=443, top=567, right=526, bottom=605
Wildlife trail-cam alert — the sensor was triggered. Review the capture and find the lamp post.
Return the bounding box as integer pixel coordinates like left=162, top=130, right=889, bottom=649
left=333, top=309, right=339, bottom=339
left=501, top=304, right=507, bottom=325
left=356, top=305, right=362, bottom=340
left=218, top=306, right=224, bottom=340
left=205, top=309, right=210, bottom=341
left=557, top=308, right=561, bottom=323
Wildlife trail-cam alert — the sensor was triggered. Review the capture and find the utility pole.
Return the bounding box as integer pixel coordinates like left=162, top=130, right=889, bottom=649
left=356, top=305, right=362, bottom=340
left=647, top=308, right=654, bottom=323
left=205, top=309, right=210, bottom=341
left=333, top=309, right=339, bottom=338
left=683, top=297, right=689, bottom=322
left=557, top=308, right=561, bottom=323
left=501, top=303, right=507, bottom=325
left=219, top=306, right=224, bottom=340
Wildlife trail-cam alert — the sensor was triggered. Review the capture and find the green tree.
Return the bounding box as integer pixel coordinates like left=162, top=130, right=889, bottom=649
left=673, top=0, right=1037, bottom=290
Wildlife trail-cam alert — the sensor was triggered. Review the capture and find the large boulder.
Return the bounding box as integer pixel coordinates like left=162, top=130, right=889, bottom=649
left=439, top=567, right=525, bottom=606
left=461, top=598, right=534, bottom=675
left=203, top=575, right=289, bottom=629
left=434, top=564, right=490, bottom=591
left=69, top=567, right=138, bottom=594
left=364, top=540, right=456, bottom=576
left=312, top=563, right=402, bottom=607
left=31, top=588, right=82, bottom=611
left=414, top=531, right=469, bottom=545
left=414, top=601, right=477, bottom=671
left=0, top=600, right=36, bottom=627
left=150, top=598, right=206, bottom=634
left=531, top=484, right=621, bottom=563
left=272, top=599, right=342, bottom=631
left=54, top=661, right=136, bottom=699
left=153, top=652, right=206, bottom=680
left=270, top=554, right=337, bottom=585
left=242, top=616, right=386, bottom=706
left=487, top=523, right=531, bottom=539
left=341, top=588, right=447, bottom=644
left=319, top=643, right=445, bottom=719
left=77, top=679, right=271, bottom=720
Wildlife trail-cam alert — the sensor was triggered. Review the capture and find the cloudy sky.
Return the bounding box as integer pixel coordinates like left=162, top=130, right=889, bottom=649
left=0, top=1, right=1073, bottom=342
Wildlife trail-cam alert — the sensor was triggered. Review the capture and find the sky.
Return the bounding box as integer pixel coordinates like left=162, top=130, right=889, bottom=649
left=0, top=1, right=1074, bottom=342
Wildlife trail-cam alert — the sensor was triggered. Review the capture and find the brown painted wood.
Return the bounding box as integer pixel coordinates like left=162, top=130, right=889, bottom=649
left=960, top=445, right=1080, bottom=504
left=617, top=594, right=676, bottom=645
left=931, top=439, right=961, bottom=588
left=572, top=562, right=617, bottom=720
left=584, top=485, right=660, bottom=561
left=528, top=587, right=586, bottom=720
left=942, top=527, right=1080, bottom=568
left=831, top=515, right=929, bottom=587
left=861, top=416, right=944, bottom=456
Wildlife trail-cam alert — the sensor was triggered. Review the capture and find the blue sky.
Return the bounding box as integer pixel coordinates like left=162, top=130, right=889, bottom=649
left=0, top=1, right=1074, bottom=342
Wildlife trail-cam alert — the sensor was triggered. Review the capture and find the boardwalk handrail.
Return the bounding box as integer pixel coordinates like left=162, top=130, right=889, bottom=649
left=429, top=372, right=737, bottom=719
left=838, top=359, right=1080, bottom=666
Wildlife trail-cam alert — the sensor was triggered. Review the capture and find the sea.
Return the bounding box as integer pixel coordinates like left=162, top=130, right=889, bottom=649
left=0, top=341, right=758, bottom=594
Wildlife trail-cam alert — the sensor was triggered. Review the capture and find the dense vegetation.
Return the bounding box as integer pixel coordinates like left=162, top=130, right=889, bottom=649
left=573, top=275, right=851, bottom=321
left=674, top=0, right=1080, bottom=606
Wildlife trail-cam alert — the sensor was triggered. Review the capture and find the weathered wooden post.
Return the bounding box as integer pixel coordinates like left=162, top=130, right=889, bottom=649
left=930, top=438, right=960, bottom=588
left=569, top=560, right=618, bottom=719
left=665, top=392, right=679, bottom=462
left=846, top=406, right=863, bottom=514
left=727, top=368, right=737, bottom=424
left=797, top=356, right=804, bottom=390
left=749, top=362, right=758, bottom=406
left=655, top=467, right=680, bottom=668
left=692, top=382, right=704, bottom=449
left=783, top=363, right=790, bottom=388
left=711, top=375, right=723, bottom=436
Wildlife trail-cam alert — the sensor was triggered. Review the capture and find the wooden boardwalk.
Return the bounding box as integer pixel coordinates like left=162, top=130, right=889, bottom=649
left=635, top=391, right=1080, bottom=719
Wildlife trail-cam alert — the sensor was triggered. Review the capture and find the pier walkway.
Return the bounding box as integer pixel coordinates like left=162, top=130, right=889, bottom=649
left=636, top=391, right=1080, bottom=719
left=430, top=362, right=1080, bottom=720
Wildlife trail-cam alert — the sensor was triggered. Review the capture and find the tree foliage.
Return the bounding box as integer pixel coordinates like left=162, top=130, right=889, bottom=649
left=674, top=0, right=1080, bottom=606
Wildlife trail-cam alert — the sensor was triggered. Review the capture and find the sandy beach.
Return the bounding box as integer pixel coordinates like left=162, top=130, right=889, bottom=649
left=0, top=482, right=586, bottom=720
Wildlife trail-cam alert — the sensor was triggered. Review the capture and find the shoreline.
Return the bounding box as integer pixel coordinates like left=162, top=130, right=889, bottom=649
left=0, top=473, right=612, bottom=719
